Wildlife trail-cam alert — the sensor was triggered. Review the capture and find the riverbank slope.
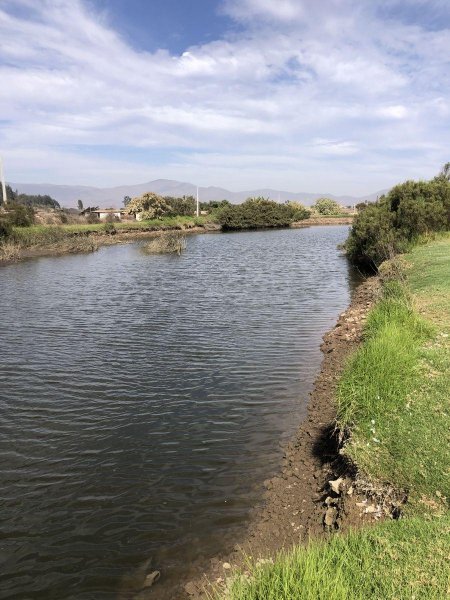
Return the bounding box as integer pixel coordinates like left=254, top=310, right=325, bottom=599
left=189, top=234, right=449, bottom=600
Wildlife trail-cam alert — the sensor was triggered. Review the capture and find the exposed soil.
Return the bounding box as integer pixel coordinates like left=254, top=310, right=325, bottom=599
left=292, top=216, right=354, bottom=227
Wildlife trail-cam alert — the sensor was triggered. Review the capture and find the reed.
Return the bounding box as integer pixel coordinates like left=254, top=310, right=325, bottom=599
left=143, top=231, right=187, bottom=255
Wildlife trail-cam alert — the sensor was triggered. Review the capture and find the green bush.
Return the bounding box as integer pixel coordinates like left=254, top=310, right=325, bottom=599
left=0, top=217, right=13, bottom=240
left=346, top=172, right=450, bottom=270
left=4, top=203, right=35, bottom=227
left=103, top=222, right=116, bottom=235
left=217, top=197, right=308, bottom=231
left=313, top=197, right=342, bottom=215
left=164, top=195, right=196, bottom=216
left=126, top=192, right=171, bottom=220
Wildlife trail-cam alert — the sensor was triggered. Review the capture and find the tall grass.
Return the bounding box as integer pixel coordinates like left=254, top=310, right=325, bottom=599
left=337, top=237, right=449, bottom=515
left=142, top=231, right=187, bottom=255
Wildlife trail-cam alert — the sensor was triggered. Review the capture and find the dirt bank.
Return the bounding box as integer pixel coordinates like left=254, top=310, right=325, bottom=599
left=292, top=216, right=354, bottom=227
left=175, top=276, right=380, bottom=600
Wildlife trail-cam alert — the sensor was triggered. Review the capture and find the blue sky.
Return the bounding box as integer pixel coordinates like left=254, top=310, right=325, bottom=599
left=0, top=0, right=449, bottom=194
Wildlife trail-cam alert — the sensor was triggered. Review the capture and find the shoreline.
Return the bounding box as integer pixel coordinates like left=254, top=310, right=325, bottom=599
left=164, top=276, right=381, bottom=599
left=0, top=218, right=353, bottom=266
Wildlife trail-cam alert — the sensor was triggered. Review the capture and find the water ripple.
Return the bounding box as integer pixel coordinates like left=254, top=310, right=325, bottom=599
left=0, top=226, right=359, bottom=599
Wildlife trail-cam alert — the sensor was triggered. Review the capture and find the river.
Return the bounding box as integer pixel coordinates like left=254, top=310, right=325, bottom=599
left=0, top=226, right=359, bottom=599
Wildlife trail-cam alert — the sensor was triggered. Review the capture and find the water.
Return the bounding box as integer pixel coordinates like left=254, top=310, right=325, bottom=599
left=0, top=226, right=359, bottom=599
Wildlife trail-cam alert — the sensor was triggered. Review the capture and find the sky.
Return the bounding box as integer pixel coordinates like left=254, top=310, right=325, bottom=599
left=0, top=0, right=449, bottom=195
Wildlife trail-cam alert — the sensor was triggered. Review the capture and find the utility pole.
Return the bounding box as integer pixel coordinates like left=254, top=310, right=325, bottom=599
left=0, top=156, right=7, bottom=208
left=196, top=186, right=199, bottom=217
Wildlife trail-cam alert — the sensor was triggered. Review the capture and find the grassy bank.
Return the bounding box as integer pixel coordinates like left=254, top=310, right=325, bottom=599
left=10, top=215, right=210, bottom=246
left=219, top=234, right=449, bottom=600
left=0, top=215, right=213, bottom=260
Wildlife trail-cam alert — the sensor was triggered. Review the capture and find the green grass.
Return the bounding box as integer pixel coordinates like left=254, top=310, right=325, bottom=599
left=220, top=234, right=450, bottom=600
left=337, top=235, right=449, bottom=515
left=10, top=215, right=211, bottom=247
left=221, top=516, right=450, bottom=600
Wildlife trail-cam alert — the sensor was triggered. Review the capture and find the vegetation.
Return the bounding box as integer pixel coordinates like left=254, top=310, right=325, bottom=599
left=338, top=239, right=449, bottom=516
left=164, top=195, right=196, bottom=216
left=217, top=197, right=309, bottom=230
left=1, top=185, right=60, bottom=209
left=313, top=197, right=342, bottom=216
left=346, top=165, right=450, bottom=270
left=219, top=234, right=449, bottom=600
left=126, top=192, right=172, bottom=219
left=3, top=203, right=36, bottom=226
left=143, top=231, right=187, bottom=255
left=221, top=516, right=449, bottom=600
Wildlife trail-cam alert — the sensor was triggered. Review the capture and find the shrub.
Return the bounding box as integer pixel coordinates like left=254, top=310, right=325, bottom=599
left=4, top=203, right=35, bottom=227
left=126, top=192, right=171, bottom=220
left=103, top=222, right=116, bottom=235
left=0, top=217, right=12, bottom=240
left=217, top=197, right=306, bottom=230
left=313, top=197, right=342, bottom=215
left=164, top=195, right=196, bottom=216
left=86, top=212, right=100, bottom=224
left=143, top=231, right=186, bottom=255
left=286, top=201, right=311, bottom=221
left=346, top=171, right=450, bottom=270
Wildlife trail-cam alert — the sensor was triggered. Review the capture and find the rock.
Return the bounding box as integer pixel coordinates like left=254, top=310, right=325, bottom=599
left=329, top=478, right=344, bottom=494
left=184, top=581, right=198, bottom=596
left=142, top=571, right=160, bottom=588
left=223, top=562, right=232, bottom=570
left=324, top=506, right=338, bottom=527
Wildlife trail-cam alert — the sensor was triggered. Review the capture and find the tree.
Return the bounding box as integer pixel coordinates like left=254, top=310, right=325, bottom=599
left=77, top=199, right=84, bottom=211
left=313, top=197, right=342, bottom=215
left=123, top=195, right=131, bottom=207
left=437, top=162, right=450, bottom=181
left=0, top=185, right=17, bottom=206
left=125, top=192, right=171, bottom=220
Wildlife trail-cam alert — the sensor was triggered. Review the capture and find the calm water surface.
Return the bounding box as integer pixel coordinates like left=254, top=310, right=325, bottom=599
left=0, top=227, right=359, bottom=599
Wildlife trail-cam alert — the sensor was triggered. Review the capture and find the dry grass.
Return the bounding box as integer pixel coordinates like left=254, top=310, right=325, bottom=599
left=0, top=241, right=21, bottom=261
left=143, top=231, right=187, bottom=255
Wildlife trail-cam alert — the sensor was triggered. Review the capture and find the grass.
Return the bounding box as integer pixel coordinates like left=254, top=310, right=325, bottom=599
left=142, top=231, right=187, bottom=255
left=221, top=516, right=450, bottom=600
left=9, top=215, right=211, bottom=248
left=338, top=234, right=450, bottom=516
left=220, top=233, right=450, bottom=600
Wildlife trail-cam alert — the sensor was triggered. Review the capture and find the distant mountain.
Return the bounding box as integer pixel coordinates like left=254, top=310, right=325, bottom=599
left=9, top=179, right=387, bottom=208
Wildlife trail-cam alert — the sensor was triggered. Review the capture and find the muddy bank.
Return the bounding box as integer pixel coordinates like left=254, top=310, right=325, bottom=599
left=292, top=216, right=354, bottom=227
left=170, top=277, right=380, bottom=600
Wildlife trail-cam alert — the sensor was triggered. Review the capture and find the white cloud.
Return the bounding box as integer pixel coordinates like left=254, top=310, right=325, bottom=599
left=222, top=0, right=303, bottom=22
left=0, top=0, right=449, bottom=193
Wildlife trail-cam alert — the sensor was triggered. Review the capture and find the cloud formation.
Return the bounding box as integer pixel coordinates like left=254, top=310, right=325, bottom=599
left=0, top=0, right=449, bottom=193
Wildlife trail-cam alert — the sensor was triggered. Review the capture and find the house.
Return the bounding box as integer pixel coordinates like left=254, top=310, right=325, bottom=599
left=83, top=208, right=134, bottom=221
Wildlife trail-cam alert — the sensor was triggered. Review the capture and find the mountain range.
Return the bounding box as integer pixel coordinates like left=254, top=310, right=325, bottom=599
left=9, top=179, right=387, bottom=208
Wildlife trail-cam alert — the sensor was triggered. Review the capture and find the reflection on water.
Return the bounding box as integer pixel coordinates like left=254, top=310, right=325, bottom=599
left=0, top=226, right=359, bottom=599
